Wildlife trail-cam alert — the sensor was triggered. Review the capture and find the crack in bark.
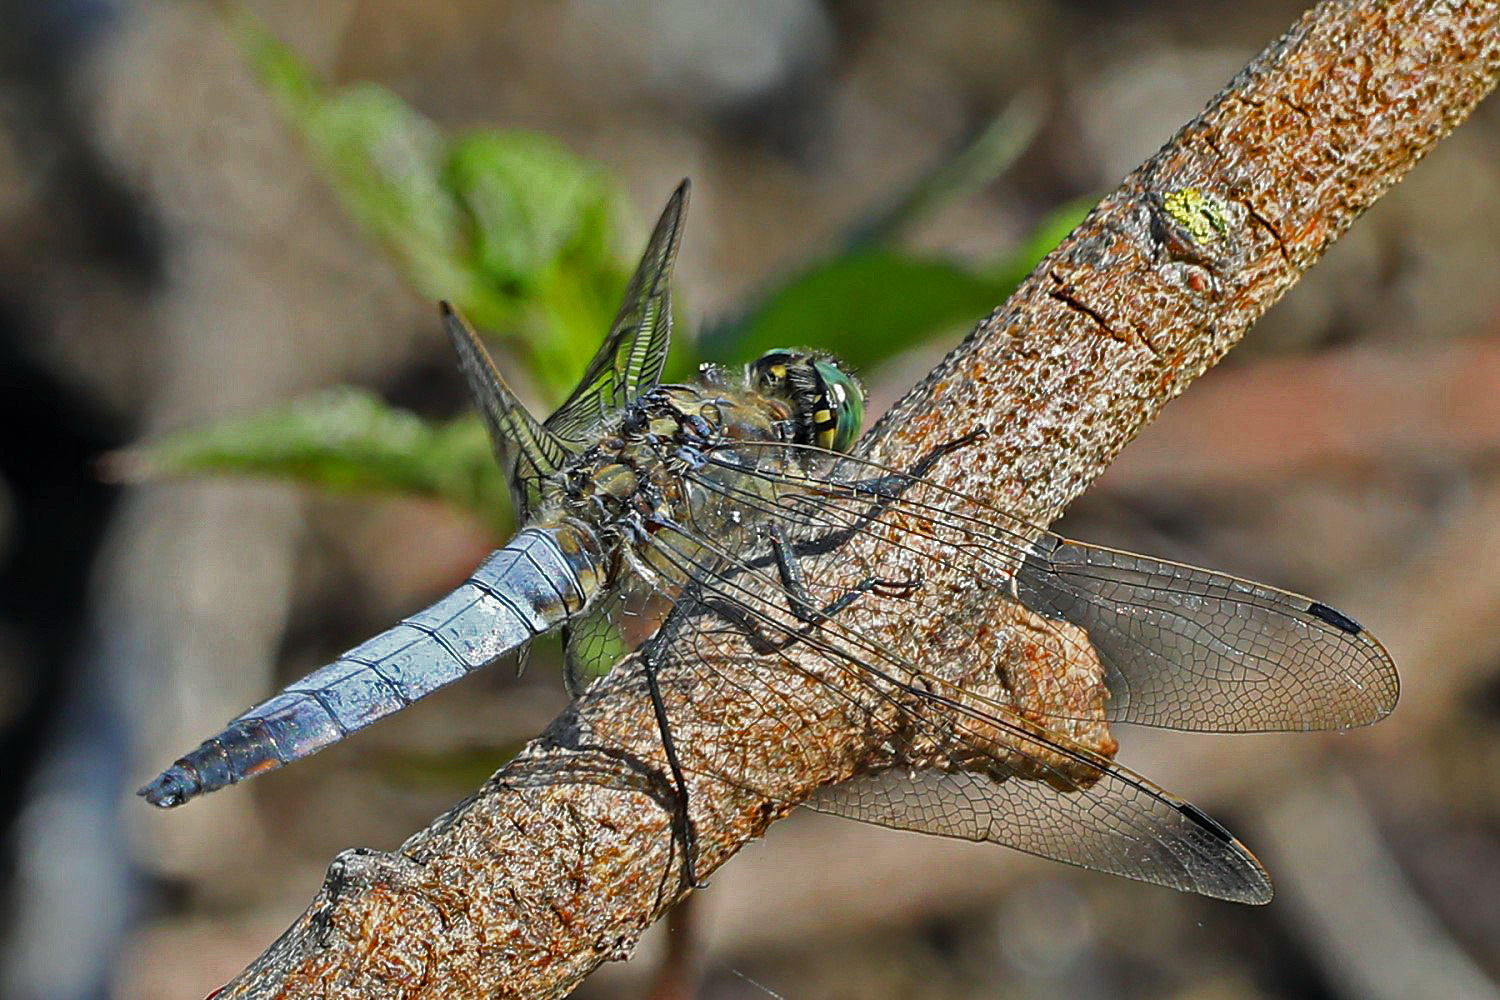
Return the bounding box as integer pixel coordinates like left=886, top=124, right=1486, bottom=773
left=1241, top=94, right=1318, bottom=129
left=1047, top=275, right=1161, bottom=359
left=1241, top=200, right=1294, bottom=272
left=1276, top=94, right=1317, bottom=126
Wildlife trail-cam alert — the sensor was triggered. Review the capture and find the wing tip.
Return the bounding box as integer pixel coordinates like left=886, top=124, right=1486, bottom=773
left=1372, top=642, right=1402, bottom=724
left=438, top=301, right=473, bottom=353
left=1307, top=600, right=1403, bottom=726
left=658, top=179, right=691, bottom=255
left=1360, top=670, right=1402, bottom=727
left=1225, top=875, right=1275, bottom=906
left=1223, top=838, right=1275, bottom=904
left=1175, top=800, right=1274, bottom=904
left=438, top=300, right=471, bottom=342
left=1337, top=629, right=1403, bottom=729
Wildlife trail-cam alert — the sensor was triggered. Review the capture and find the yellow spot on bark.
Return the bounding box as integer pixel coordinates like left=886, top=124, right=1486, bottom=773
left=1163, top=188, right=1230, bottom=244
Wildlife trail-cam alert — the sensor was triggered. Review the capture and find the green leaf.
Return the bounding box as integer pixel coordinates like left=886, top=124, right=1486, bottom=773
left=178, top=9, right=1091, bottom=536
left=228, top=9, right=472, bottom=299
left=1003, top=196, right=1097, bottom=285
left=443, top=134, right=629, bottom=394
left=107, top=388, right=511, bottom=533
left=707, top=250, right=1007, bottom=368
left=223, top=5, right=632, bottom=405
left=842, top=92, right=1042, bottom=249
left=444, top=134, right=615, bottom=291
left=365, top=741, right=531, bottom=793
left=305, top=85, right=473, bottom=297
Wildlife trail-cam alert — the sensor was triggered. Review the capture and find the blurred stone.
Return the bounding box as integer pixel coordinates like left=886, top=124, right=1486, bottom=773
left=1065, top=41, right=1245, bottom=187
left=993, top=878, right=1094, bottom=978
left=0, top=98, right=27, bottom=220
left=568, top=0, right=833, bottom=115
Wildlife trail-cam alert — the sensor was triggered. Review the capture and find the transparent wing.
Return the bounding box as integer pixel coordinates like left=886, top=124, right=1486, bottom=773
left=545, top=179, right=689, bottom=446
left=441, top=302, right=573, bottom=517
left=562, top=574, right=677, bottom=697
left=1014, top=536, right=1399, bottom=731
left=627, top=505, right=1271, bottom=903
left=808, top=765, right=1269, bottom=904
left=682, top=438, right=1398, bottom=734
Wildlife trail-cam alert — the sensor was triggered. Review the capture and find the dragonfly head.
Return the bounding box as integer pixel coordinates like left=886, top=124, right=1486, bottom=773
left=748, top=350, right=865, bottom=452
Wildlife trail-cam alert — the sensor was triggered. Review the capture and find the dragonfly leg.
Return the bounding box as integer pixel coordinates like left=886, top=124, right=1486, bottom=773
left=778, top=431, right=989, bottom=562
left=841, top=430, right=988, bottom=497
left=686, top=527, right=920, bottom=658
left=674, top=525, right=921, bottom=660
left=640, top=636, right=707, bottom=891
left=768, top=523, right=919, bottom=629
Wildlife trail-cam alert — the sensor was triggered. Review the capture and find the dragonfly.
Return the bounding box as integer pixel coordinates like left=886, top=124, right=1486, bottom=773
left=141, top=179, right=1398, bottom=903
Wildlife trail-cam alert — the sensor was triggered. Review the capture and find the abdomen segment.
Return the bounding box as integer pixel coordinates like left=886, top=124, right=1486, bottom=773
left=139, top=526, right=601, bottom=807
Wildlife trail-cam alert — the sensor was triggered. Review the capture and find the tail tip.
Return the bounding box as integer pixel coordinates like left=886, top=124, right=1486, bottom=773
left=139, top=766, right=200, bottom=808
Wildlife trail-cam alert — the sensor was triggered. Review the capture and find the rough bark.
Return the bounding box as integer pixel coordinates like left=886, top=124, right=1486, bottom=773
left=218, top=2, right=1500, bottom=997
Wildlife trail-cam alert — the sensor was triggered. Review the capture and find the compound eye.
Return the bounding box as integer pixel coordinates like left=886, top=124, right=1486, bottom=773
left=749, top=350, right=796, bottom=391
left=812, top=360, right=865, bottom=452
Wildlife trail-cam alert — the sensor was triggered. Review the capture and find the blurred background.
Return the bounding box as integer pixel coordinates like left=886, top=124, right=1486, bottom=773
left=2, top=1, right=1499, bottom=998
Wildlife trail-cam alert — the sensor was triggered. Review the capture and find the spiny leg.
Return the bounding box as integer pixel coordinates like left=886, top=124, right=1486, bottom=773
left=841, top=430, right=987, bottom=502
left=624, top=436, right=984, bottom=889
left=776, top=430, right=987, bottom=561
left=628, top=523, right=919, bottom=887
left=685, top=526, right=919, bottom=658
left=763, top=523, right=919, bottom=644
left=640, top=633, right=707, bottom=891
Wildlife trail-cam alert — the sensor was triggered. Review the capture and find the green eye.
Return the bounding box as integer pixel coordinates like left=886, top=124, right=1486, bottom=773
left=750, top=349, right=865, bottom=451
left=812, top=359, right=864, bottom=452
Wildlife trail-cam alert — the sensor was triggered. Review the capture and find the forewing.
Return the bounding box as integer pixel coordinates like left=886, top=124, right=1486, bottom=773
left=546, top=180, right=689, bottom=445
left=690, top=441, right=1398, bottom=735
left=1014, top=536, right=1400, bottom=731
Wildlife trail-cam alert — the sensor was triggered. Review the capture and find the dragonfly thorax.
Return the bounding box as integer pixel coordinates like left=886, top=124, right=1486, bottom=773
left=544, top=380, right=787, bottom=529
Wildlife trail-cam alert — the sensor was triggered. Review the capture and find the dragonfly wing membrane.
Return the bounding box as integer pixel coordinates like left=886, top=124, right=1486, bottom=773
left=1015, top=536, right=1400, bottom=732
left=546, top=179, right=689, bottom=445
left=628, top=477, right=1270, bottom=904
left=699, top=441, right=1398, bottom=736
left=808, top=764, right=1271, bottom=903
left=441, top=302, right=574, bottom=517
